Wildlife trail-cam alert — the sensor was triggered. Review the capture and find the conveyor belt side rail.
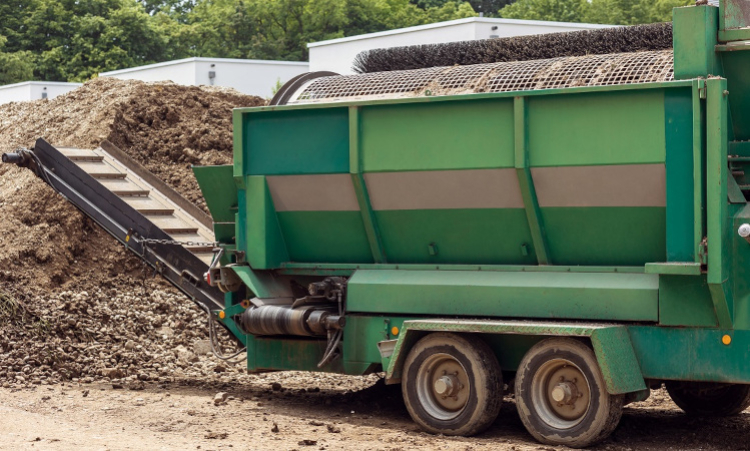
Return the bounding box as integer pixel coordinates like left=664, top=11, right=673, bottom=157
left=5, top=138, right=225, bottom=314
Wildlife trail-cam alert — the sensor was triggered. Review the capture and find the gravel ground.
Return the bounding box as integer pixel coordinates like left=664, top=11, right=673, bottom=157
left=1, top=380, right=750, bottom=450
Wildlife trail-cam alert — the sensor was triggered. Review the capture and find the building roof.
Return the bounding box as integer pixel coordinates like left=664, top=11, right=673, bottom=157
left=308, top=17, right=613, bottom=48
left=0, top=81, right=82, bottom=89
left=100, top=57, right=309, bottom=77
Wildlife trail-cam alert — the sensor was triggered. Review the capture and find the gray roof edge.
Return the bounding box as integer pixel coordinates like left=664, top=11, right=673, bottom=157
left=100, top=57, right=309, bottom=76
left=307, top=17, right=614, bottom=48
left=0, top=80, right=82, bottom=89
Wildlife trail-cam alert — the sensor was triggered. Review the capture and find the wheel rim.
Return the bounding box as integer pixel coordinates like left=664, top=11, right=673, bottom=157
left=530, top=358, right=591, bottom=429
left=416, top=352, right=470, bottom=421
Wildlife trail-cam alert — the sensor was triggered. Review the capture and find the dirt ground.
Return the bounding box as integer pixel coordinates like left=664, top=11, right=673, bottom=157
left=2, top=378, right=750, bottom=451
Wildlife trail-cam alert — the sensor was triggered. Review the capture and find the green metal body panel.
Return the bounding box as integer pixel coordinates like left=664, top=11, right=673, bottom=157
left=525, top=91, right=666, bottom=167
left=347, top=269, right=659, bottom=321
left=240, top=107, right=350, bottom=176
left=375, top=209, right=536, bottom=264
left=230, top=265, right=291, bottom=299
left=719, top=0, right=750, bottom=42
left=246, top=335, right=346, bottom=374
left=192, top=165, right=237, bottom=243
left=235, top=84, right=690, bottom=270
left=360, top=99, right=514, bottom=172
left=629, top=326, right=750, bottom=383
left=244, top=176, right=288, bottom=269
left=382, top=320, right=646, bottom=395
left=277, top=211, right=373, bottom=263
left=195, top=4, right=750, bottom=394
left=673, top=6, right=721, bottom=79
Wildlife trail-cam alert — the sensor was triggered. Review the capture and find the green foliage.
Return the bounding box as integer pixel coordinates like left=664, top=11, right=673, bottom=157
left=2, top=0, right=174, bottom=82
left=499, top=0, right=692, bottom=24
left=411, top=0, right=512, bottom=17
left=271, top=77, right=283, bottom=96
left=0, top=0, right=693, bottom=86
left=0, top=36, right=34, bottom=85
left=500, top=0, right=587, bottom=22
left=185, top=0, right=477, bottom=61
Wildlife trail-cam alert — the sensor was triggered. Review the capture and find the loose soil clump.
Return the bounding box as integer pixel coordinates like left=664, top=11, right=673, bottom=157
left=0, top=78, right=264, bottom=387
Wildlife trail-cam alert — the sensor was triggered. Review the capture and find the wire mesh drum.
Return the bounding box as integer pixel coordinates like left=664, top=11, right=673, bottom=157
left=287, top=50, right=674, bottom=104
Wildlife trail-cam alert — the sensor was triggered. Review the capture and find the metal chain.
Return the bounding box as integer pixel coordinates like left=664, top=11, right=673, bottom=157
left=138, top=237, right=221, bottom=247
left=126, top=230, right=219, bottom=248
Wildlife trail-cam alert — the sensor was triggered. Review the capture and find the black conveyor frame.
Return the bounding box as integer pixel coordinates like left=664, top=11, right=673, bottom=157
left=25, top=138, right=225, bottom=313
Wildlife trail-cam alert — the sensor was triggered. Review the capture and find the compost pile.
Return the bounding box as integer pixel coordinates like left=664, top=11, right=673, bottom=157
left=0, top=78, right=264, bottom=387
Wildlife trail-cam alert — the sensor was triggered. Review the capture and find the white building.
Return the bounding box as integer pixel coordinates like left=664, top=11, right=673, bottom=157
left=100, top=57, right=310, bottom=98
left=0, top=81, right=82, bottom=104
left=308, top=17, right=614, bottom=74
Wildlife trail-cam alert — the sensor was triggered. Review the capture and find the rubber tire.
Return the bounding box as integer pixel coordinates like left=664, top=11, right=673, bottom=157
left=401, top=333, right=502, bottom=436
left=515, top=338, right=624, bottom=448
left=666, top=382, right=750, bottom=416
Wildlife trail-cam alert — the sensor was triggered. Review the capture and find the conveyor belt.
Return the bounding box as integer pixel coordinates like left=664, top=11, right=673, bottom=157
left=2, top=138, right=225, bottom=313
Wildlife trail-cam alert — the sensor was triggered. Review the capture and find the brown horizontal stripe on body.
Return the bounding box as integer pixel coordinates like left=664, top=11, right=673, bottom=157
left=532, top=164, right=666, bottom=208
left=365, top=169, right=524, bottom=211
left=267, top=174, right=360, bottom=212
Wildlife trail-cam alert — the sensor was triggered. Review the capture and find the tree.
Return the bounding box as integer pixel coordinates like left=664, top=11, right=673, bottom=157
left=499, top=0, right=588, bottom=23
left=584, top=0, right=691, bottom=24
left=2, top=0, right=173, bottom=82
left=139, top=0, right=196, bottom=18
left=409, top=0, right=511, bottom=17
left=0, top=36, right=34, bottom=84
left=499, top=0, right=691, bottom=24
left=186, top=0, right=478, bottom=61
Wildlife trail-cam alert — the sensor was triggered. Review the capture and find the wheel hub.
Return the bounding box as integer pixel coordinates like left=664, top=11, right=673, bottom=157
left=434, top=374, right=460, bottom=396
left=551, top=381, right=579, bottom=404
left=416, top=353, right=470, bottom=420
left=531, top=359, right=592, bottom=428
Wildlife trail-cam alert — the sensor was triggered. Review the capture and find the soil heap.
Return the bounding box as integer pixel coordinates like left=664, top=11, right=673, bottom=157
left=0, top=78, right=264, bottom=387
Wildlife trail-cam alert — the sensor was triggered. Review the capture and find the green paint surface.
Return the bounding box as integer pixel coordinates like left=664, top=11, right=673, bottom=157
left=629, top=326, right=750, bottom=383
left=721, top=0, right=750, bottom=33
left=343, top=315, right=410, bottom=370
left=247, top=336, right=344, bottom=373
left=374, top=208, right=536, bottom=265
left=706, top=79, right=733, bottom=329
left=664, top=88, right=696, bottom=261
left=245, top=176, right=289, bottom=269
left=732, top=208, right=750, bottom=331
left=721, top=51, right=750, bottom=141
left=193, top=165, right=236, bottom=223
left=276, top=211, right=373, bottom=263
left=527, top=91, right=666, bottom=167
left=360, top=99, right=514, bottom=172
left=243, top=108, right=350, bottom=175
left=673, top=6, right=721, bottom=79
left=542, top=207, right=666, bottom=266
left=193, top=165, right=237, bottom=243
left=385, top=320, right=646, bottom=394
left=658, top=275, right=717, bottom=327
left=347, top=270, right=659, bottom=321
left=590, top=326, right=647, bottom=394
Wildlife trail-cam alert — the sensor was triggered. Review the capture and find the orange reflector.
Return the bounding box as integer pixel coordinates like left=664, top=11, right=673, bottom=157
left=722, top=334, right=732, bottom=345
left=391, top=326, right=399, bottom=336
left=219, top=311, right=226, bottom=320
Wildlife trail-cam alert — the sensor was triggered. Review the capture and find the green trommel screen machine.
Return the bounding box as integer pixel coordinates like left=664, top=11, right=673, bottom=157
left=193, top=1, right=750, bottom=446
